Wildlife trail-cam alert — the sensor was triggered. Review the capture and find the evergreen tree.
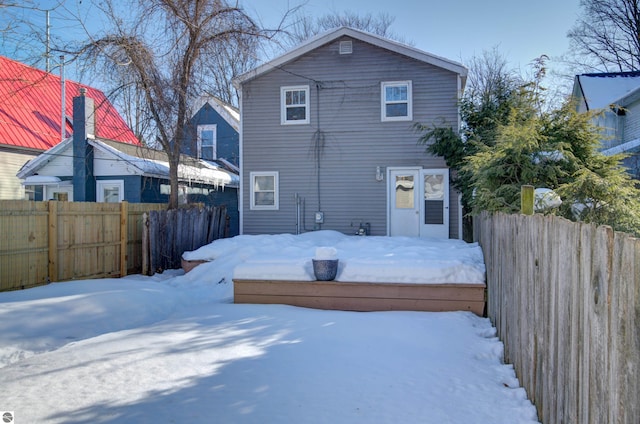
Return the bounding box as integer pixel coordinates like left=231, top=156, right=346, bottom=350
left=417, top=53, right=640, bottom=236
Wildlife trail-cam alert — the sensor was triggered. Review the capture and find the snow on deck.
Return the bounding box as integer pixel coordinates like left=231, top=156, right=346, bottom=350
left=183, top=230, right=486, bottom=285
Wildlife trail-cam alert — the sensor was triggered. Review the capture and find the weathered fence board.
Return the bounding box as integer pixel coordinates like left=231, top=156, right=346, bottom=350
left=476, top=211, right=640, bottom=424
left=143, top=205, right=227, bottom=275
left=0, top=200, right=165, bottom=291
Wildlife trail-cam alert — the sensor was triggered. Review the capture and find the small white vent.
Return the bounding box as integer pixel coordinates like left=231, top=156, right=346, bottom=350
left=339, top=40, right=353, bottom=55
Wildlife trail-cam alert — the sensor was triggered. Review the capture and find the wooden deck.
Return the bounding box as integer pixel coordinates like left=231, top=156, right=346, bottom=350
left=233, top=279, right=486, bottom=315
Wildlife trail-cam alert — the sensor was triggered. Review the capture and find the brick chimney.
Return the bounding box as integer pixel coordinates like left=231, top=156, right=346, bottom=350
left=72, top=88, right=96, bottom=202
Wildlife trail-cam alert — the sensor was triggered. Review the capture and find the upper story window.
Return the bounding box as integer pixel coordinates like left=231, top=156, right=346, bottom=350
left=197, top=124, right=217, bottom=160
left=281, top=85, right=310, bottom=125
left=381, top=81, right=412, bottom=121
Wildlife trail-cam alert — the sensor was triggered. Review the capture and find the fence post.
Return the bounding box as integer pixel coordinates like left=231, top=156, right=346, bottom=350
left=142, top=212, right=149, bottom=276
left=48, top=200, right=58, bottom=283
left=120, top=201, right=128, bottom=277
left=521, top=185, right=534, bottom=215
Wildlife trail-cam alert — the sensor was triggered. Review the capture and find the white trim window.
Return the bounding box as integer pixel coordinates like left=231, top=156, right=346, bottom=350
left=197, top=124, right=217, bottom=160
left=97, top=180, right=124, bottom=203
left=281, top=85, right=310, bottom=125
left=250, top=171, right=279, bottom=210
left=381, top=81, right=412, bottom=121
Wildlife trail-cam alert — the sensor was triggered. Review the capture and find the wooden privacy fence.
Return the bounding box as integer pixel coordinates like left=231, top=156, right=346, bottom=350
left=475, top=211, right=640, bottom=424
left=143, top=205, right=227, bottom=275
left=0, top=200, right=166, bottom=291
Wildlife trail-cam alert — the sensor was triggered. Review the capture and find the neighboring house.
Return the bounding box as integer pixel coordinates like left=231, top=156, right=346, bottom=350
left=233, top=26, right=467, bottom=238
left=180, top=96, right=240, bottom=168
left=0, top=55, right=138, bottom=200
left=177, top=96, right=241, bottom=234
left=572, top=71, right=640, bottom=177
left=17, top=92, right=240, bottom=235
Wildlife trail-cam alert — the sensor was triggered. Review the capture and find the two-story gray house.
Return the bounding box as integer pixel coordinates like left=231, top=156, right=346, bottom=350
left=233, top=27, right=467, bottom=238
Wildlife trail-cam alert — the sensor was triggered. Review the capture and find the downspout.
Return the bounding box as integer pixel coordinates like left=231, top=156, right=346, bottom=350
left=237, top=85, right=244, bottom=234
left=315, top=82, right=322, bottom=227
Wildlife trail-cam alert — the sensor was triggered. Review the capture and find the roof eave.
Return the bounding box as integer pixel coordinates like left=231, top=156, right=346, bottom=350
left=16, top=137, right=73, bottom=179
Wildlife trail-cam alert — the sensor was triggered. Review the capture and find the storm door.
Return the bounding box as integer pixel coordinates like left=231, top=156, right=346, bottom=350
left=419, top=168, right=449, bottom=238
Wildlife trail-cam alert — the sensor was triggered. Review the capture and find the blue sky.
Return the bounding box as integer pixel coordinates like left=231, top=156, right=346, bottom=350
left=3, top=0, right=581, bottom=85
left=246, top=0, right=581, bottom=73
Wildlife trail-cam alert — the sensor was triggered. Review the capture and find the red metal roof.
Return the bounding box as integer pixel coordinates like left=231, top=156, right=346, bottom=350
left=0, top=55, right=139, bottom=151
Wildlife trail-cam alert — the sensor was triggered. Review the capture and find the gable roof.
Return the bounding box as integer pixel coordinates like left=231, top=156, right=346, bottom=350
left=0, top=55, right=138, bottom=151
left=233, top=26, right=468, bottom=88
left=573, top=71, right=640, bottom=111
left=16, top=136, right=238, bottom=188
left=191, top=96, right=239, bottom=132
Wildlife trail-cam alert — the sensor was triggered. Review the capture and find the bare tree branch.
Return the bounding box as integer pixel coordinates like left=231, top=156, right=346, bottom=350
left=281, top=10, right=410, bottom=48
left=71, top=0, right=280, bottom=208
left=568, top=0, right=640, bottom=72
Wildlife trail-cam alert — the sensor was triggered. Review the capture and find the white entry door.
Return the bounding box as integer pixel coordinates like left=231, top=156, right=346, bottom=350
left=388, top=168, right=449, bottom=238
left=389, top=168, right=420, bottom=236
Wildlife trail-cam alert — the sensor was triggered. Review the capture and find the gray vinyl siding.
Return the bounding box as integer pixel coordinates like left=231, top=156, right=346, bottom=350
left=241, top=36, right=461, bottom=237
left=623, top=99, right=640, bottom=142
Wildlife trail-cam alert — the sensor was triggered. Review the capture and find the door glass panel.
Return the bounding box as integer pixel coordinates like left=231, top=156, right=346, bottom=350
left=424, top=174, right=444, bottom=200
left=395, top=175, right=414, bottom=208
left=424, top=173, right=444, bottom=224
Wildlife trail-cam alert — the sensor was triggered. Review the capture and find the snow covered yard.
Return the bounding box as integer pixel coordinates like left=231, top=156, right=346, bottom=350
left=0, top=233, right=539, bottom=423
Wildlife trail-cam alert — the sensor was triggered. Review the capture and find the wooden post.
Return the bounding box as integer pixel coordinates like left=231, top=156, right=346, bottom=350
left=521, top=185, right=534, bottom=215
left=142, top=212, right=149, bottom=276
left=48, top=200, right=58, bottom=283
left=120, top=201, right=128, bottom=277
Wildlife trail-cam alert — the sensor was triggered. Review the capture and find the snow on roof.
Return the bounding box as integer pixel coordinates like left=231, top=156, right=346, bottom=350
left=0, top=55, right=139, bottom=151
left=21, top=175, right=63, bottom=185
left=93, top=139, right=239, bottom=187
left=16, top=136, right=238, bottom=188
left=577, top=72, right=640, bottom=110
left=601, top=137, right=640, bottom=156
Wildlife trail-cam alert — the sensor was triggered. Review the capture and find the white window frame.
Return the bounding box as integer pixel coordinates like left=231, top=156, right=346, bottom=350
left=197, top=124, right=217, bottom=160
left=281, top=85, right=310, bottom=125
left=381, top=80, right=412, bottom=122
left=250, top=171, right=279, bottom=210
left=96, top=180, right=125, bottom=203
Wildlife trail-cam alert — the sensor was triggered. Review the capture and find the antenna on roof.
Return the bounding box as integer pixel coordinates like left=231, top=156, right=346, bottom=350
left=60, top=55, right=65, bottom=140
left=45, top=10, right=51, bottom=72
